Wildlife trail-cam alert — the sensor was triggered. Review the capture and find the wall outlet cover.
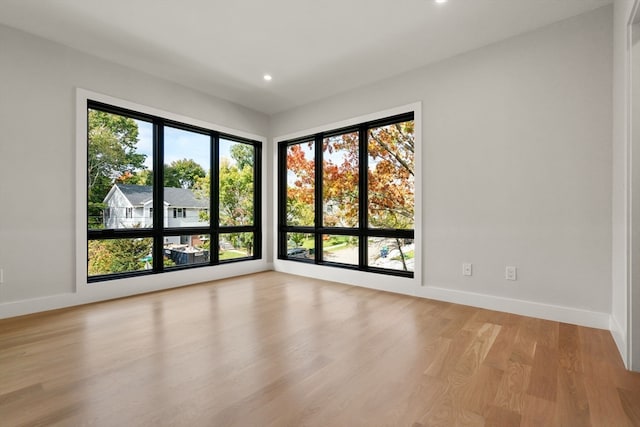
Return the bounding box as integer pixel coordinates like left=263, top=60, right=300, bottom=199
left=462, top=263, right=472, bottom=276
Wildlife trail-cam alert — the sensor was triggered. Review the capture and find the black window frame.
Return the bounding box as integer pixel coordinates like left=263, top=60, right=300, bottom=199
left=87, top=100, right=262, bottom=283
left=277, top=112, right=415, bottom=278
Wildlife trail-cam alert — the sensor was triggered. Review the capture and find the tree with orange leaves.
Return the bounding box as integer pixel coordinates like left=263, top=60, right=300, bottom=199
left=285, top=121, right=414, bottom=230
left=285, top=120, right=414, bottom=269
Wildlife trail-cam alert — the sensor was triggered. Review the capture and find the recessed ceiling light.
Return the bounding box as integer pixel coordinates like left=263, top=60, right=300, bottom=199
left=435, top=0, right=447, bottom=3
left=263, top=74, right=272, bottom=81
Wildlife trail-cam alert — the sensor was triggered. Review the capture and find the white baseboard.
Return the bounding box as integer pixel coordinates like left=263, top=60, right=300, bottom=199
left=417, top=285, right=611, bottom=330
left=610, top=314, right=629, bottom=368
left=273, top=261, right=611, bottom=330
left=0, top=263, right=613, bottom=336
left=0, top=262, right=272, bottom=319
left=0, top=292, right=78, bottom=319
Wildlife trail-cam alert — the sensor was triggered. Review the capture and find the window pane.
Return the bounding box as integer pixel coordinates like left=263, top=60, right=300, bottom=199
left=286, top=141, right=315, bottom=226
left=164, top=234, right=210, bottom=267
left=323, top=132, right=359, bottom=227
left=286, top=232, right=314, bottom=259
left=367, top=237, right=415, bottom=272
left=219, top=139, right=255, bottom=226
left=219, top=232, right=254, bottom=260
left=367, top=121, right=415, bottom=229
left=88, top=110, right=152, bottom=230
left=88, top=238, right=153, bottom=276
left=322, top=234, right=358, bottom=266
left=164, top=127, right=210, bottom=228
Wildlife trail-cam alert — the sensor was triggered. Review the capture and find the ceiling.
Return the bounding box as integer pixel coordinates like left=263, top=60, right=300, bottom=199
left=0, top=0, right=612, bottom=115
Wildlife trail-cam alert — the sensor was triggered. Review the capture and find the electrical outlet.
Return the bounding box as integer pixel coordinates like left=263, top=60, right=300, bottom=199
left=505, top=266, right=517, bottom=281
left=462, top=263, right=472, bottom=276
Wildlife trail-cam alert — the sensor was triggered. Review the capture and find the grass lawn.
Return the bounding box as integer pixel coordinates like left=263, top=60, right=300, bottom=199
left=219, top=250, right=248, bottom=260
left=392, top=249, right=414, bottom=261
left=293, top=236, right=356, bottom=252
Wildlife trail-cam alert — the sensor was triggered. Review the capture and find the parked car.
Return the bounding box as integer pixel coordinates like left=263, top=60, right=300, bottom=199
left=287, top=247, right=307, bottom=257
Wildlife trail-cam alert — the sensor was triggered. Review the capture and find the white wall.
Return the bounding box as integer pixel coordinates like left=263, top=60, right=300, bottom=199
left=632, top=24, right=640, bottom=371
left=271, top=7, right=614, bottom=328
left=612, top=0, right=636, bottom=369
left=0, top=23, right=270, bottom=316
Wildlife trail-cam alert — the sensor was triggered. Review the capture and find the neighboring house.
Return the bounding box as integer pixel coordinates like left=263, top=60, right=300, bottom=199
left=103, top=183, right=209, bottom=233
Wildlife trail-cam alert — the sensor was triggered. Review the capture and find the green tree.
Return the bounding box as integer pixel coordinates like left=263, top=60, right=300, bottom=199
left=88, top=238, right=152, bottom=276
left=88, top=110, right=145, bottom=227
left=193, top=149, right=255, bottom=255
left=193, top=151, right=255, bottom=227
left=228, top=232, right=254, bottom=256
left=193, top=173, right=211, bottom=221
left=163, top=158, right=205, bottom=189
left=289, top=233, right=305, bottom=247
left=230, top=143, right=254, bottom=169
left=219, top=158, right=254, bottom=226
left=286, top=197, right=314, bottom=227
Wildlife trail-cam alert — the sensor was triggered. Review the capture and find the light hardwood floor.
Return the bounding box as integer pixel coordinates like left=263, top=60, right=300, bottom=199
left=1, top=271, right=640, bottom=426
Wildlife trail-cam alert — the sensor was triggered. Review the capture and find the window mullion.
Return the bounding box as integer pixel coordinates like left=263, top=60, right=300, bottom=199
left=277, top=143, right=288, bottom=259
left=152, top=119, right=164, bottom=273
left=314, top=134, right=323, bottom=263
left=253, top=142, right=262, bottom=259
left=211, top=131, right=219, bottom=264
left=358, top=125, right=368, bottom=270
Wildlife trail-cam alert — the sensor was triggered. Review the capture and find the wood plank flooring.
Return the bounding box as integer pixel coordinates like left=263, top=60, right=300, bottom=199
left=1, top=271, right=639, bottom=426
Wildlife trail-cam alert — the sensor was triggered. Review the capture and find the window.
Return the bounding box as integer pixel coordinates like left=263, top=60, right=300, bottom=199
left=173, top=208, right=186, bottom=219
left=278, top=113, right=414, bottom=277
left=87, top=101, right=261, bottom=282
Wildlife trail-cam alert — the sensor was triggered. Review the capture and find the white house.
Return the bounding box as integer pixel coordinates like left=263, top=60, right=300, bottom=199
left=103, top=184, right=209, bottom=229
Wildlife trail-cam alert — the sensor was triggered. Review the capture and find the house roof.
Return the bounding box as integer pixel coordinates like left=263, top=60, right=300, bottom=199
left=112, top=184, right=208, bottom=208
left=115, top=184, right=152, bottom=205
left=164, top=186, right=209, bottom=208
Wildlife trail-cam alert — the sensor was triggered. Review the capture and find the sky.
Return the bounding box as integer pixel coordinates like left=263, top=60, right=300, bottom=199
left=135, top=120, right=236, bottom=171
